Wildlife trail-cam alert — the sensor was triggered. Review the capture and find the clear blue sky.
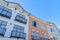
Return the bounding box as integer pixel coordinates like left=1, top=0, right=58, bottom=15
left=6, top=0, right=60, bottom=28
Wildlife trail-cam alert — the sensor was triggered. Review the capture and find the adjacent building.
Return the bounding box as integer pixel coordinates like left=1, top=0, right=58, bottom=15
left=47, top=22, right=59, bottom=40
left=58, top=29, right=60, bottom=40
left=29, top=15, right=49, bottom=40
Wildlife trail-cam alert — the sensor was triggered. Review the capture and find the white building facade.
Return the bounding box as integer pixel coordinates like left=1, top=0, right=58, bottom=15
left=47, top=23, right=59, bottom=40
left=0, top=0, right=29, bottom=40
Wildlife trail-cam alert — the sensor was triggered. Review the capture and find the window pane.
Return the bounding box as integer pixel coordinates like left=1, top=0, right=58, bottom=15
left=2, top=21, right=7, bottom=25
left=0, top=20, right=1, bottom=24
left=4, top=7, right=9, bottom=11
left=32, top=21, right=37, bottom=27
left=0, top=27, right=6, bottom=35
left=4, top=7, right=12, bottom=13
left=16, top=16, right=20, bottom=20
left=0, top=28, right=3, bottom=34
left=12, top=32, right=16, bottom=36
left=41, top=24, right=46, bottom=30
left=17, top=32, right=20, bottom=37
left=19, top=29, right=23, bottom=32
left=0, top=5, right=4, bottom=9
left=22, top=18, right=25, bottom=22
left=0, top=9, right=2, bottom=13
left=7, top=12, right=11, bottom=17
left=2, top=10, right=7, bottom=15
left=8, top=9, right=12, bottom=13
left=13, top=28, right=17, bottom=31
left=20, top=17, right=23, bottom=21
left=0, top=20, right=7, bottom=36
left=0, top=25, right=5, bottom=28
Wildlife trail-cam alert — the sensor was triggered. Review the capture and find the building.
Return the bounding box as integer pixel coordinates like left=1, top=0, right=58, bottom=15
left=58, top=29, right=60, bottom=35
left=0, top=0, right=29, bottom=40
left=58, top=29, right=60, bottom=40
left=0, top=0, right=59, bottom=40
left=47, top=22, right=59, bottom=40
left=29, top=15, right=49, bottom=40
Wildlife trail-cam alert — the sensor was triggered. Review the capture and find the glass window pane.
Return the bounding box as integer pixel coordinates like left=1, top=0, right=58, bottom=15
left=4, top=7, right=8, bottom=11
left=18, top=29, right=23, bottom=32
left=32, top=21, right=37, bottom=27
left=13, top=29, right=17, bottom=31
left=0, top=27, right=5, bottom=35
left=16, top=16, right=20, bottom=20
left=0, top=5, right=4, bottom=9
left=12, top=32, right=16, bottom=36
left=2, top=10, right=7, bottom=15
left=20, top=17, right=23, bottom=21
left=17, top=33, right=20, bottom=37
left=2, top=21, right=7, bottom=25
left=0, top=20, right=7, bottom=36
left=18, top=29, right=20, bottom=31
left=41, top=24, right=46, bottom=30
left=0, top=20, right=1, bottom=24
left=25, top=19, right=27, bottom=22
left=1, top=25, right=5, bottom=28
left=4, top=8, right=12, bottom=13
left=8, top=9, right=12, bottom=13
left=0, top=9, right=2, bottom=13
left=22, top=18, right=25, bottom=22
left=7, top=12, right=11, bottom=17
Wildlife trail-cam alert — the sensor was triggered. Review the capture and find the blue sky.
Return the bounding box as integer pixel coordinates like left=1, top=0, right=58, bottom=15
left=6, top=0, right=60, bottom=28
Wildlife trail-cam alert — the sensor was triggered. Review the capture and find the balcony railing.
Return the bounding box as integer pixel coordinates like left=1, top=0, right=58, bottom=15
left=32, top=35, right=40, bottom=40
left=15, top=15, right=27, bottom=24
left=11, top=32, right=26, bottom=39
left=42, top=37, right=48, bottom=40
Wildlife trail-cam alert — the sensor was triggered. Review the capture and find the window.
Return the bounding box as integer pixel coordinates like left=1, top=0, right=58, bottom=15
left=51, top=38, right=53, bottom=40
left=15, top=14, right=27, bottom=24
left=51, top=28, right=53, bottom=32
left=0, top=20, right=7, bottom=36
left=40, top=24, right=46, bottom=30
left=32, top=30, right=40, bottom=40
left=42, top=33, right=48, bottom=40
left=0, top=5, right=4, bottom=13
left=11, top=25, right=26, bottom=39
left=53, top=37, right=56, bottom=40
left=50, top=28, right=55, bottom=32
left=32, top=21, right=38, bottom=27
left=0, top=5, right=12, bottom=19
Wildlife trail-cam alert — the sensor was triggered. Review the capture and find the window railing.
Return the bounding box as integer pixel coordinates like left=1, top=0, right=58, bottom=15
left=11, top=31, right=26, bottom=39
left=15, top=15, right=27, bottom=24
